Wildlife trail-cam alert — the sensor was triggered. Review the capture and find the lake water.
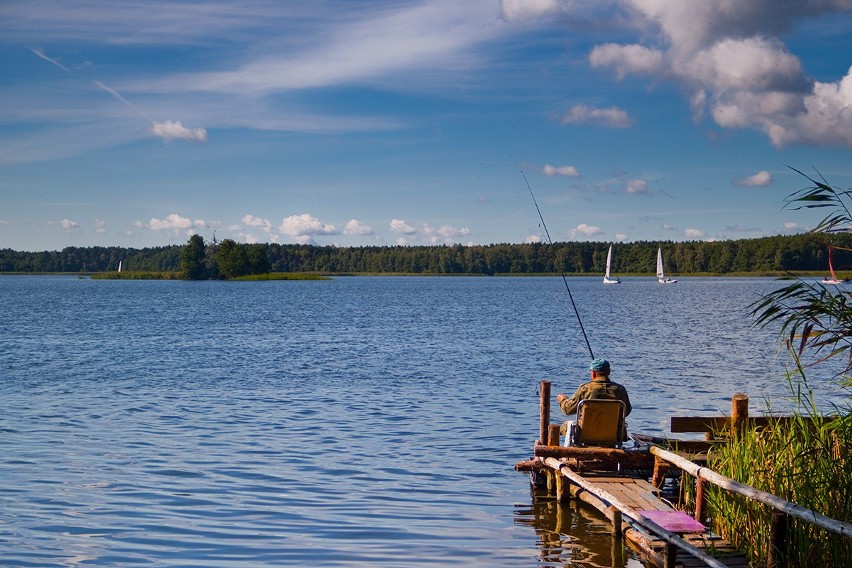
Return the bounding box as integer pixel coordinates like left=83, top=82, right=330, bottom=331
left=1, top=275, right=847, bottom=567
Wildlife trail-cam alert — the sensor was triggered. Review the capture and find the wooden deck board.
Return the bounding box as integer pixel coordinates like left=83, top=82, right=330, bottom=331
left=556, top=468, right=748, bottom=567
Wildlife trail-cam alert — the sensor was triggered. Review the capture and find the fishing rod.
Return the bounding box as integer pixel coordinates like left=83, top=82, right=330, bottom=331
left=521, top=170, right=595, bottom=360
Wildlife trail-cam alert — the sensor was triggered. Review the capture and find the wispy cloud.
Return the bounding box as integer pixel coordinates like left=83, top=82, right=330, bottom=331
left=29, top=47, right=71, bottom=73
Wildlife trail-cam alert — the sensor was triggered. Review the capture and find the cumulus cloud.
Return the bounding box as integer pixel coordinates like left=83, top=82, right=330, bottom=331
left=684, top=228, right=705, bottom=239
left=615, top=233, right=627, bottom=241
left=242, top=214, right=273, bottom=232
left=279, top=213, right=337, bottom=243
left=525, top=233, right=544, bottom=244
left=390, top=218, right=418, bottom=234
left=344, top=219, right=374, bottom=236
left=151, top=120, right=208, bottom=143
left=147, top=213, right=197, bottom=231
left=783, top=221, right=809, bottom=233
left=568, top=223, right=604, bottom=238
left=581, top=1, right=852, bottom=148
left=59, top=218, right=79, bottom=231
left=390, top=218, right=470, bottom=244
left=542, top=163, right=580, bottom=176
left=625, top=179, right=648, bottom=194
left=561, top=104, right=632, bottom=128
left=735, top=170, right=774, bottom=187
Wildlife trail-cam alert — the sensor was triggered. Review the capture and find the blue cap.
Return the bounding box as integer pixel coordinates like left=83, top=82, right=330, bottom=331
left=589, top=358, right=610, bottom=372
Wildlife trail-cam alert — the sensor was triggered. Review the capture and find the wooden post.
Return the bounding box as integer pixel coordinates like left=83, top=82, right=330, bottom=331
left=694, top=478, right=707, bottom=523
left=540, top=380, right=551, bottom=445
left=651, top=456, right=668, bottom=488
left=555, top=469, right=567, bottom=502
left=664, top=543, right=677, bottom=568
left=731, top=392, right=749, bottom=437
left=607, top=506, right=623, bottom=538
left=768, top=510, right=789, bottom=568
left=548, top=423, right=561, bottom=447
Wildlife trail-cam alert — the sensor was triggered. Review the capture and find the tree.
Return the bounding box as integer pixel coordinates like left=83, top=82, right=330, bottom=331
left=751, top=169, right=852, bottom=378
left=214, top=239, right=250, bottom=279
left=180, top=235, right=208, bottom=280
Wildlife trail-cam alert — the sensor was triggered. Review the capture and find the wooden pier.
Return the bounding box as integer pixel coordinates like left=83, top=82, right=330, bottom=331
left=514, top=381, right=852, bottom=567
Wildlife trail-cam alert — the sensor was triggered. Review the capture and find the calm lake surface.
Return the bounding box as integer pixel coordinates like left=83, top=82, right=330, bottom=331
left=1, top=275, right=847, bottom=567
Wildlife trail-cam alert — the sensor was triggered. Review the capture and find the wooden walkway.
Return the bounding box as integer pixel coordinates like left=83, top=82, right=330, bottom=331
left=561, top=471, right=747, bottom=567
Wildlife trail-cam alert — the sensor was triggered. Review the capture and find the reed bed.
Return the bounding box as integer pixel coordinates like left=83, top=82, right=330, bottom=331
left=707, top=373, right=851, bottom=567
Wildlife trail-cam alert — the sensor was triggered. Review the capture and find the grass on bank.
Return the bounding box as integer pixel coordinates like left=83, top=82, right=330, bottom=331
left=706, top=370, right=851, bottom=567
left=89, top=271, right=330, bottom=281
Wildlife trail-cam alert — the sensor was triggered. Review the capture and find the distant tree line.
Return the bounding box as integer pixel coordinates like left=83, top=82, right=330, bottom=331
left=2, top=232, right=851, bottom=278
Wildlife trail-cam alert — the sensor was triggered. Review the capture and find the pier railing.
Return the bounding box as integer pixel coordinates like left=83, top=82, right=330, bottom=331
left=526, top=381, right=851, bottom=567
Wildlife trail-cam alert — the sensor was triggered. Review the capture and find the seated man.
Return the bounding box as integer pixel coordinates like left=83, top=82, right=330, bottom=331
left=556, top=358, right=632, bottom=445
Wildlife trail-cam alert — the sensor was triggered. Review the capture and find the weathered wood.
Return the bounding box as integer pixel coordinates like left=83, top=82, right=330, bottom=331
left=649, top=445, right=852, bottom=538
left=731, top=393, right=749, bottom=436
left=670, top=415, right=839, bottom=434
left=539, top=380, right=551, bottom=445
left=694, top=478, right=707, bottom=523
left=513, top=459, right=544, bottom=472
left=651, top=456, right=668, bottom=487
left=533, top=443, right=654, bottom=467
left=548, top=423, right=561, bottom=447
left=768, top=510, right=789, bottom=568
left=543, top=457, right=730, bottom=568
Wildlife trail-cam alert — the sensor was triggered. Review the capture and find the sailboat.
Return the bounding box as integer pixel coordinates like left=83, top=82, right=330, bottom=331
left=656, top=247, right=677, bottom=284
left=117, top=260, right=123, bottom=273
left=823, top=246, right=842, bottom=285
left=603, top=244, right=620, bottom=284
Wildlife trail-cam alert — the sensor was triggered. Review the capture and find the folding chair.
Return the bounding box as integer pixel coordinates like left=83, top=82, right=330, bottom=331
left=569, top=399, right=626, bottom=448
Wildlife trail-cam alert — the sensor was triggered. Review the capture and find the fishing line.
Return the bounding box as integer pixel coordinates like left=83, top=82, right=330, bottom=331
left=521, top=170, right=595, bottom=360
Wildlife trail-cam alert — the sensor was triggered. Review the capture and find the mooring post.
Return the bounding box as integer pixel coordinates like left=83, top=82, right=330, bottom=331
left=539, top=380, right=551, bottom=445
left=694, top=478, right=707, bottom=522
left=548, top=424, right=561, bottom=447
left=768, top=509, right=789, bottom=568
left=731, top=392, right=749, bottom=437
left=607, top=506, right=622, bottom=538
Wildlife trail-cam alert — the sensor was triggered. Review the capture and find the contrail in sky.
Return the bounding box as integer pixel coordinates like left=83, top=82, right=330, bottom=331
left=30, top=47, right=208, bottom=143
left=30, top=47, right=71, bottom=73
left=93, top=80, right=152, bottom=122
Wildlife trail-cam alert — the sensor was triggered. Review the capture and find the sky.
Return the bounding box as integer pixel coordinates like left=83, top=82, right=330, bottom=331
left=2, top=0, right=852, bottom=252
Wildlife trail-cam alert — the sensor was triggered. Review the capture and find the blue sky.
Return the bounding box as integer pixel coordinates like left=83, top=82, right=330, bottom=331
left=2, top=0, right=852, bottom=252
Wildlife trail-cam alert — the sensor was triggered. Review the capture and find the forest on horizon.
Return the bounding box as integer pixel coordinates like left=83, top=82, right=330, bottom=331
left=1, top=232, right=852, bottom=276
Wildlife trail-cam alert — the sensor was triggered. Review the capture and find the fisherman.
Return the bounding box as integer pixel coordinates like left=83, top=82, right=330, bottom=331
left=556, top=358, right=632, bottom=445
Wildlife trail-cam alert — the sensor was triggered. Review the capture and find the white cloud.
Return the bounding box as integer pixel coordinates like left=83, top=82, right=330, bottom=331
left=625, top=179, right=648, bottom=194
left=59, top=218, right=79, bottom=231
left=525, top=233, right=544, bottom=243
left=684, top=228, right=705, bottom=239
left=151, top=120, right=208, bottom=142
left=344, top=219, right=374, bottom=236
left=279, top=214, right=337, bottom=241
left=542, top=163, right=580, bottom=176
left=500, top=0, right=560, bottom=22
left=584, top=1, right=852, bottom=148
left=147, top=213, right=197, bottom=231
left=390, top=218, right=470, bottom=243
left=94, top=218, right=107, bottom=234
left=615, top=233, right=627, bottom=241
left=390, top=218, right=418, bottom=234
left=736, top=170, right=774, bottom=187
left=561, top=104, right=632, bottom=128
left=568, top=223, right=604, bottom=238
left=783, top=221, right=809, bottom=233
left=242, top=214, right=273, bottom=232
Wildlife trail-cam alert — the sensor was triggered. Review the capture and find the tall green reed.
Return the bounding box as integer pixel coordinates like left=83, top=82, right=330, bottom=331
left=707, top=358, right=851, bottom=567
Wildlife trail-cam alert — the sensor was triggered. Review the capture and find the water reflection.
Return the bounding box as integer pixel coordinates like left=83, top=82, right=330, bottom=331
left=514, top=486, right=646, bottom=567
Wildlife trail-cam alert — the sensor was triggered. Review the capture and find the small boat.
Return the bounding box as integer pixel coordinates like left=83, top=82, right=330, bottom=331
left=823, top=246, right=843, bottom=285
left=117, top=260, right=123, bottom=273
left=656, top=247, right=677, bottom=284
left=603, top=244, right=620, bottom=284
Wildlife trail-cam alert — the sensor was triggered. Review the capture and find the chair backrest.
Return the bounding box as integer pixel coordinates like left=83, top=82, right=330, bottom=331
left=575, top=399, right=625, bottom=447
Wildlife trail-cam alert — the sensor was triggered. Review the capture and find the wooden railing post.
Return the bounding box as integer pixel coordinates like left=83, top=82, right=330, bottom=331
left=539, top=380, right=551, bottom=445
left=731, top=392, right=749, bottom=436
left=694, top=478, right=707, bottom=522
left=768, top=510, right=789, bottom=568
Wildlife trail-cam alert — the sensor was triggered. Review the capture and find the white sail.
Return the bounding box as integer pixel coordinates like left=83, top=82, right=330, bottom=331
left=603, top=244, right=620, bottom=284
